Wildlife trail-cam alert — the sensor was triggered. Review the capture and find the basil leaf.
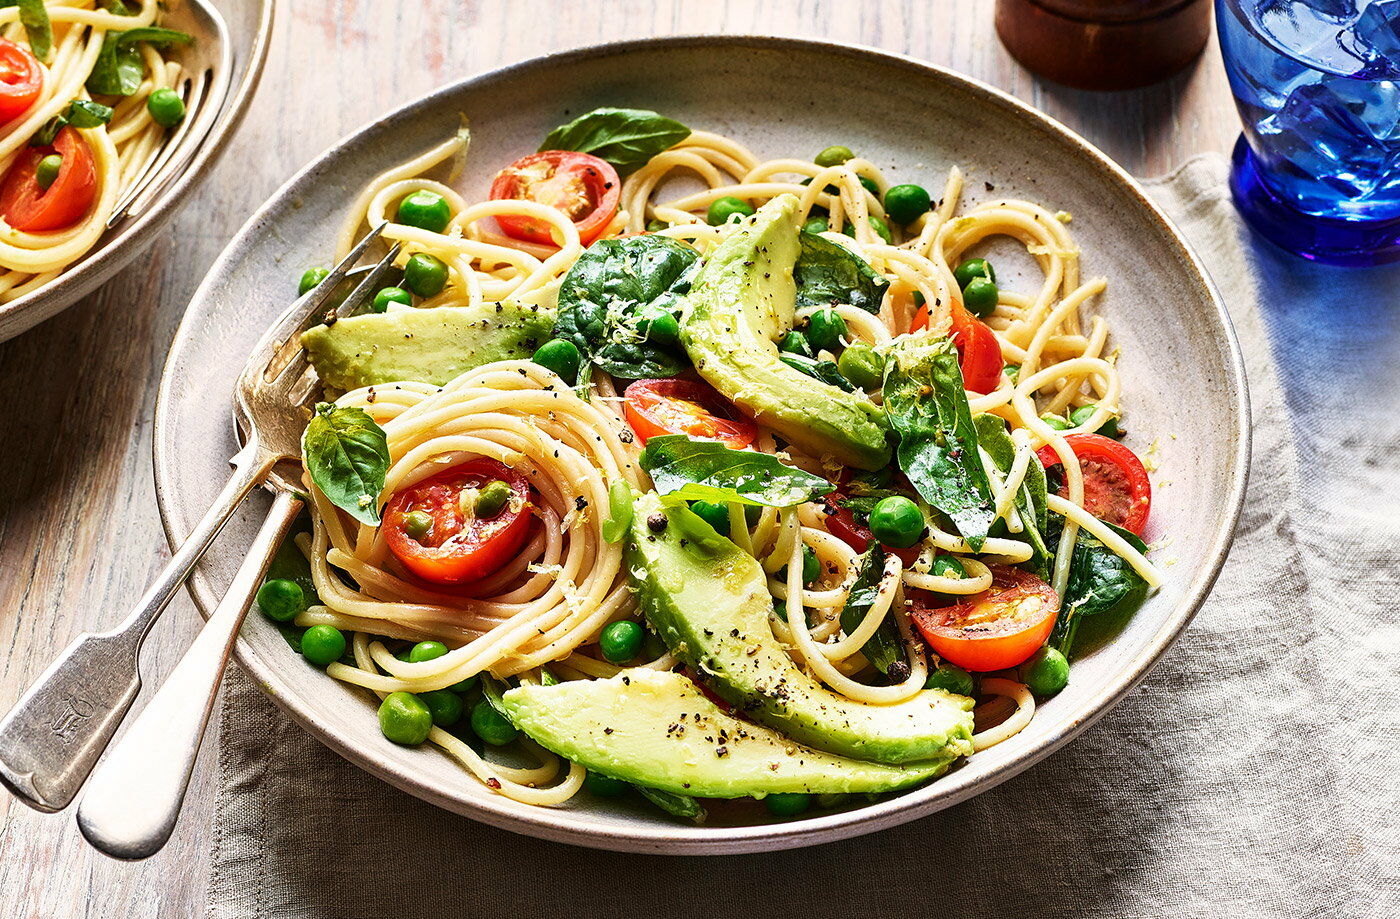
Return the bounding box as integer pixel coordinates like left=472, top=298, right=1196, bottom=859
left=15, top=0, right=51, bottom=61
left=778, top=353, right=855, bottom=392
left=65, top=100, right=114, bottom=128
left=882, top=334, right=996, bottom=550
left=640, top=435, right=834, bottom=508
left=554, top=235, right=697, bottom=380
left=634, top=784, right=706, bottom=822
left=839, top=545, right=905, bottom=676
left=1050, top=521, right=1150, bottom=652
left=86, top=28, right=193, bottom=97
left=973, top=413, right=1051, bottom=578
left=541, top=107, right=690, bottom=176
left=794, top=231, right=891, bottom=314
left=302, top=403, right=390, bottom=526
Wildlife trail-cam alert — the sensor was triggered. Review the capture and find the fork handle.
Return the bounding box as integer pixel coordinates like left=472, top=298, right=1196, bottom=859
left=77, top=490, right=303, bottom=861
left=0, top=439, right=273, bottom=813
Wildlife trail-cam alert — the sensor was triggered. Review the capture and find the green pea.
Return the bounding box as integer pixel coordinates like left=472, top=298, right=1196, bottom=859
left=814, top=145, right=854, bottom=167
left=868, top=496, right=924, bottom=548
left=806, top=309, right=847, bottom=352
left=599, top=619, right=644, bottom=664
left=707, top=196, right=754, bottom=226
left=297, top=267, right=329, bottom=296
left=146, top=87, right=185, bottom=127
left=301, top=625, right=346, bottom=668
left=407, top=640, right=449, bottom=663
left=645, top=218, right=667, bottom=232
left=34, top=154, right=62, bottom=191
left=1024, top=646, right=1070, bottom=697
left=585, top=770, right=630, bottom=798
left=470, top=699, right=517, bottom=746
left=403, top=253, right=448, bottom=297
left=449, top=673, right=479, bottom=694
left=396, top=190, right=451, bottom=233
left=883, top=183, right=931, bottom=225
left=931, top=555, right=966, bottom=580
left=866, top=212, right=893, bottom=244
left=802, top=216, right=829, bottom=235
left=953, top=258, right=997, bottom=288
left=838, top=342, right=885, bottom=391
left=1069, top=404, right=1122, bottom=437
left=643, top=312, right=680, bottom=346
left=402, top=510, right=433, bottom=542
left=924, top=664, right=975, bottom=696
left=1040, top=413, right=1072, bottom=431
left=857, top=175, right=880, bottom=199
left=420, top=689, right=464, bottom=727
left=379, top=692, right=433, bottom=745
left=371, top=286, right=412, bottom=313
left=256, top=578, right=305, bottom=622
left=764, top=792, right=811, bottom=817
left=691, top=500, right=731, bottom=536
left=474, top=480, right=512, bottom=518
left=532, top=338, right=582, bottom=384
left=779, top=330, right=812, bottom=357
left=961, top=276, right=999, bottom=318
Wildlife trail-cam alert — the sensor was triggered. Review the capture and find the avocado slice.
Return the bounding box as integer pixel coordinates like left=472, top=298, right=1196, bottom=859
left=627, top=492, right=975, bottom=765
left=502, top=670, right=958, bottom=797
left=679, top=194, right=891, bottom=470
left=301, top=302, right=554, bottom=391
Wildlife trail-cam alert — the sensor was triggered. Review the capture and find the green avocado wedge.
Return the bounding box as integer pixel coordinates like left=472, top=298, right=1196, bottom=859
left=501, top=670, right=959, bottom=798
left=679, top=194, right=891, bottom=469
left=627, top=492, right=975, bottom=765
left=302, top=301, right=554, bottom=391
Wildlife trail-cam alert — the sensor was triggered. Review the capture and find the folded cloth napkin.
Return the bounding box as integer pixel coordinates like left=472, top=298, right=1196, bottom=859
left=207, top=155, right=1399, bottom=919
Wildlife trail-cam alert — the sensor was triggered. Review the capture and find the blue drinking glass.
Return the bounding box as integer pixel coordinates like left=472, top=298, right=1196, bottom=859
left=1217, top=0, right=1400, bottom=264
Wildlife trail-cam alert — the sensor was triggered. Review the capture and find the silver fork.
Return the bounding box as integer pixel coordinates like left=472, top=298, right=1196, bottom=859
left=106, top=0, right=234, bottom=228
left=0, top=224, right=396, bottom=822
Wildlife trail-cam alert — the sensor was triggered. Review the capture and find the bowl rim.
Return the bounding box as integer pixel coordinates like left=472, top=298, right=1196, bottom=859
left=153, top=33, right=1251, bottom=855
left=0, top=0, right=277, bottom=342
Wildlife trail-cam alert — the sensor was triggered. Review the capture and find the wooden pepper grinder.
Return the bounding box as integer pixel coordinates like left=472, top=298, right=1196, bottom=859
left=995, top=0, right=1213, bottom=90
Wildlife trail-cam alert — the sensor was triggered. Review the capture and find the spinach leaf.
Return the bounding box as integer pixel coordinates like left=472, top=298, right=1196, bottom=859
left=87, top=28, right=193, bottom=97
left=882, top=335, right=996, bottom=550
left=541, top=107, right=691, bottom=176
left=1050, top=521, right=1150, bottom=652
left=302, top=402, right=390, bottom=526
left=839, top=545, right=906, bottom=677
left=14, top=0, right=52, bottom=61
left=794, top=231, right=891, bottom=314
left=32, top=100, right=115, bottom=147
left=634, top=785, right=706, bottom=822
left=640, top=435, right=833, bottom=508
left=973, top=413, right=1051, bottom=578
left=554, top=235, right=697, bottom=380
left=778, top=353, right=855, bottom=392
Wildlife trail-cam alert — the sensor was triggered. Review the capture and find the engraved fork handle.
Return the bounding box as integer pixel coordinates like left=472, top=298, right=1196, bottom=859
left=0, top=437, right=274, bottom=813
left=77, top=489, right=303, bottom=861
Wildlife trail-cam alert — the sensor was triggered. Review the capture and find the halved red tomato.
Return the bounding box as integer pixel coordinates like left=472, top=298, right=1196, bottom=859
left=0, top=39, right=42, bottom=125
left=911, top=298, right=1003, bottom=394
left=0, top=127, right=97, bottom=232
left=1036, top=433, right=1151, bottom=535
left=623, top=378, right=757, bottom=449
left=489, top=150, right=621, bottom=247
left=910, top=566, right=1058, bottom=671
left=383, top=459, right=533, bottom=585
left=822, top=500, right=921, bottom=567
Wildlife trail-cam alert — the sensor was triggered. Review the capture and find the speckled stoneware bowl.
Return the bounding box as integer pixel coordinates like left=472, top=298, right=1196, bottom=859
left=153, top=36, right=1249, bottom=855
left=0, top=0, right=275, bottom=343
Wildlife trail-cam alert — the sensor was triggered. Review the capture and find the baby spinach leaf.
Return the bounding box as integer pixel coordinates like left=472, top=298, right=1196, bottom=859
left=634, top=785, right=706, bottom=822
left=778, top=352, right=855, bottom=392
left=1050, top=521, right=1150, bottom=652
left=554, top=235, right=698, bottom=380
left=973, top=413, right=1051, bottom=578
left=839, top=545, right=906, bottom=677
left=13, top=0, right=52, bottom=61
left=302, top=402, right=390, bottom=526
left=86, top=28, right=192, bottom=97
left=66, top=99, right=114, bottom=128
left=882, top=335, right=996, bottom=550
left=541, top=107, right=691, bottom=176
left=640, top=435, right=833, bottom=508
left=794, top=231, right=890, bottom=314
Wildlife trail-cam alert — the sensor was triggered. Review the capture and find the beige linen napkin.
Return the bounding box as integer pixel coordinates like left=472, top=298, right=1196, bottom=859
left=206, top=155, right=1399, bottom=919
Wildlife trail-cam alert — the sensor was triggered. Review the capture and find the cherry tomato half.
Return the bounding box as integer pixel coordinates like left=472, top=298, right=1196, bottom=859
left=623, top=378, right=757, bottom=449
left=383, top=459, right=533, bottom=586
left=489, top=150, right=621, bottom=247
left=0, top=128, right=97, bottom=232
left=910, top=566, right=1059, bottom=672
left=0, top=39, right=42, bottom=126
left=822, top=499, right=921, bottom=567
left=911, top=298, right=1003, bottom=394
left=1036, top=433, right=1152, bottom=535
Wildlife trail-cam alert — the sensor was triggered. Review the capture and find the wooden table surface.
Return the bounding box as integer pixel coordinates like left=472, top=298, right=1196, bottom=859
left=0, top=2, right=1240, bottom=916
